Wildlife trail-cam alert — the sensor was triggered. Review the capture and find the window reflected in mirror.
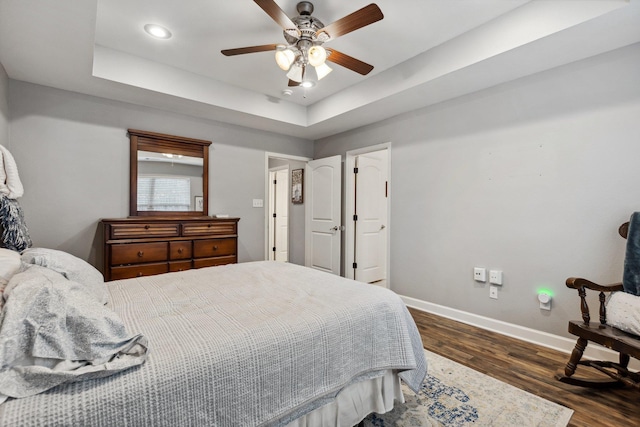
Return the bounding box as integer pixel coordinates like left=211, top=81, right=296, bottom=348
left=137, top=150, right=204, bottom=212
left=129, top=129, right=210, bottom=217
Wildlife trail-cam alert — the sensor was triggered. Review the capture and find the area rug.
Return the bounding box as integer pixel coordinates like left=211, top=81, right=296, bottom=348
left=363, top=350, right=573, bottom=426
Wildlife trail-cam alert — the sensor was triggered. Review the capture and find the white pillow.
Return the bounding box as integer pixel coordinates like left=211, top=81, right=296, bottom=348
left=21, top=248, right=108, bottom=305
left=0, top=248, right=22, bottom=310
left=607, top=291, right=640, bottom=336
left=0, top=248, right=21, bottom=286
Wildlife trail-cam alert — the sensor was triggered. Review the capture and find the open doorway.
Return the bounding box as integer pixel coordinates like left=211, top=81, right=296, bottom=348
left=345, top=144, right=391, bottom=287
left=265, top=153, right=312, bottom=265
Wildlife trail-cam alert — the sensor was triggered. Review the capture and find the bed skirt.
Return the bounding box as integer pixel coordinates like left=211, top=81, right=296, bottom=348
left=286, top=370, right=403, bottom=427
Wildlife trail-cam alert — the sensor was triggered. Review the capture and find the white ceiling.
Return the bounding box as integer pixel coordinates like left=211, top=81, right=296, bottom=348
left=1, top=0, right=639, bottom=140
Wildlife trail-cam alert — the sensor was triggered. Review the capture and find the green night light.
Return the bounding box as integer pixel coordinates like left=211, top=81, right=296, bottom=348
left=536, top=287, right=554, bottom=298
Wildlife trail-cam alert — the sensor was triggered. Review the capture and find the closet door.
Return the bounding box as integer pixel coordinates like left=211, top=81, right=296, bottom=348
left=354, top=152, right=387, bottom=283
left=273, top=168, right=289, bottom=261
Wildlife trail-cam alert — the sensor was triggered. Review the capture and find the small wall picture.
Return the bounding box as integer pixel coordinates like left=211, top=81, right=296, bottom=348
left=195, top=196, right=204, bottom=211
left=291, top=169, right=303, bottom=204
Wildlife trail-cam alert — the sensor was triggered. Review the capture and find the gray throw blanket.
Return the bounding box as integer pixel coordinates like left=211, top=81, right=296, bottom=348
left=0, top=265, right=148, bottom=403
left=623, top=212, right=640, bottom=296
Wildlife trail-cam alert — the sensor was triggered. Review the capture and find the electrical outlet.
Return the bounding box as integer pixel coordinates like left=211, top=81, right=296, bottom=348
left=474, top=267, right=486, bottom=282
left=489, top=285, right=498, bottom=299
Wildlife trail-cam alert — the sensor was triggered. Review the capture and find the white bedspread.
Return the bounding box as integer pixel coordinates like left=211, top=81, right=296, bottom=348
left=0, top=261, right=426, bottom=426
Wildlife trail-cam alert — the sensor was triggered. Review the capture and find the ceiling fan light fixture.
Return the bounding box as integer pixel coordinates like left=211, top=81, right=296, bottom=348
left=314, top=62, right=332, bottom=80
left=300, top=66, right=317, bottom=88
left=275, top=47, right=296, bottom=71
left=307, top=45, right=327, bottom=67
left=286, top=64, right=304, bottom=83
left=143, top=24, right=172, bottom=40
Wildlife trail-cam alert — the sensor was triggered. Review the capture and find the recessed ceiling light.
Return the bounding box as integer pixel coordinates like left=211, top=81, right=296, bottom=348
left=144, top=24, right=172, bottom=40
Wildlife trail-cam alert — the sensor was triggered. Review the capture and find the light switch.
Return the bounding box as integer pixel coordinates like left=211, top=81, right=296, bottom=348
left=252, top=199, right=263, bottom=208
left=489, top=270, right=503, bottom=285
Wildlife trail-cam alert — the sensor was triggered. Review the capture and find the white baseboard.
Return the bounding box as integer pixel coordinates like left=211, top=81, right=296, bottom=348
left=400, top=295, right=640, bottom=370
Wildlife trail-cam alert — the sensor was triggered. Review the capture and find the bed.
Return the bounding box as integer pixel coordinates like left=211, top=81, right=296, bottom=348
left=0, top=254, right=426, bottom=426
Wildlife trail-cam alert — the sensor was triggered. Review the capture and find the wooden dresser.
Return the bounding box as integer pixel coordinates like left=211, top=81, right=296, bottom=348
left=102, top=217, right=239, bottom=281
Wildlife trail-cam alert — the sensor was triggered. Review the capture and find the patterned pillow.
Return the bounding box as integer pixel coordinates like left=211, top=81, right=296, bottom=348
left=0, top=194, right=32, bottom=252
left=607, top=291, right=640, bottom=336
left=21, top=248, right=108, bottom=305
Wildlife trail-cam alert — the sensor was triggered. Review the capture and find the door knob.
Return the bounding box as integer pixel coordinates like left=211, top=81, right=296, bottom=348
left=330, top=226, right=339, bottom=231
left=380, top=225, right=386, bottom=230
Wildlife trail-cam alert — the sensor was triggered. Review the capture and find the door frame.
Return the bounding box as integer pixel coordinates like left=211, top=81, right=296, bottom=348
left=344, top=143, right=391, bottom=286
left=264, top=152, right=312, bottom=261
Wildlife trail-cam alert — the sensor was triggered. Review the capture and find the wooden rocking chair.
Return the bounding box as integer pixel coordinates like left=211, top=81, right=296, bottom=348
left=555, top=222, right=640, bottom=389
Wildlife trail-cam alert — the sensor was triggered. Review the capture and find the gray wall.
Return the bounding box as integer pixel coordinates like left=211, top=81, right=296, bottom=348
left=314, top=43, right=640, bottom=338
left=0, top=62, right=8, bottom=147
left=8, top=81, right=314, bottom=269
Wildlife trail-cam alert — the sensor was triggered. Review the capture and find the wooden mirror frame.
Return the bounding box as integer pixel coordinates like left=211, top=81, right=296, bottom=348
left=129, top=129, right=211, bottom=217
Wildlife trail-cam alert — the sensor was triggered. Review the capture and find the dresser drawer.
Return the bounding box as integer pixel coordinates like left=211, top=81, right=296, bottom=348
left=110, top=223, right=180, bottom=239
left=102, top=217, right=239, bottom=281
left=193, top=256, right=236, bottom=269
left=193, top=238, right=236, bottom=258
left=110, top=263, right=169, bottom=280
left=182, top=221, right=237, bottom=237
left=170, top=241, right=192, bottom=260
left=169, top=260, right=192, bottom=272
left=110, top=242, right=168, bottom=265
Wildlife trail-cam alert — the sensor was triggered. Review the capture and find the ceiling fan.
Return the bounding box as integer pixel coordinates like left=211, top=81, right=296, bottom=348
left=221, top=0, right=384, bottom=88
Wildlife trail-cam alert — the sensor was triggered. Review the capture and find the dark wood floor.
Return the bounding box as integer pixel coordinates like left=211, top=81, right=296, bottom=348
left=408, top=308, right=640, bottom=427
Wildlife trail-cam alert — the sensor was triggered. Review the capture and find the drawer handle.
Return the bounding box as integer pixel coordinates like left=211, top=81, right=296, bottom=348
left=137, top=272, right=143, bottom=277
left=208, top=223, right=213, bottom=228
left=144, top=225, right=150, bottom=230
left=178, top=248, right=183, bottom=254
left=138, top=251, right=144, bottom=257
left=213, top=245, right=218, bottom=251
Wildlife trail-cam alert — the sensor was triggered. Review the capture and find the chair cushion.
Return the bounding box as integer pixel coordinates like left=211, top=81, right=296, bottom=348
left=607, top=291, right=640, bottom=337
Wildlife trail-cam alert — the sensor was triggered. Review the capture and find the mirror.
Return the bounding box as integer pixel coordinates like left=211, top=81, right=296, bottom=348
left=129, top=129, right=211, bottom=217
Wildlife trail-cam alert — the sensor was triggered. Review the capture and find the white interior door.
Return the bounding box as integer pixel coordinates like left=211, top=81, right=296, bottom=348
left=305, top=155, right=342, bottom=275
left=268, top=168, right=289, bottom=262
left=268, top=171, right=276, bottom=260
left=354, top=151, right=388, bottom=283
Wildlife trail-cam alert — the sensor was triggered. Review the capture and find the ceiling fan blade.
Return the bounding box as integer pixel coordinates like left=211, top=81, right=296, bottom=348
left=317, top=4, right=383, bottom=41
left=221, top=44, right=279, bottom=56
left=254, top=0, right=301, bottom=36
left=326, top=49, right=374, bottom=75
